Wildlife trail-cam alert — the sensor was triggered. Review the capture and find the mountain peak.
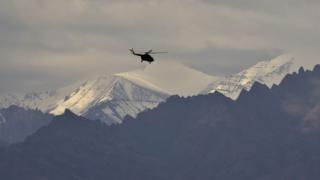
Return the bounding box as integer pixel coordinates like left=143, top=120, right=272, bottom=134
left=49, top=73, right=169, bottom=124
left=3, top=62, right=215, bottom=124
left=0, top=57, right=305, bottom=124
left=203, top=54, right=300, bottom=100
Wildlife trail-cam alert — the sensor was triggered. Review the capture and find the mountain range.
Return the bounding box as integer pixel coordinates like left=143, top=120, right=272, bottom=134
left=0, top=54, right=300, bottom=124
left=0, top=63, right=319, bottom=180
left=202, top=54, right=299, bottom=99
left=0, top=105, right=52, bottom=145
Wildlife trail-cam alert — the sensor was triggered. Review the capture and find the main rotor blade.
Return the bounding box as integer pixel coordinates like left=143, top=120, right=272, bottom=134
left=149, top=52, right=168, bottom=54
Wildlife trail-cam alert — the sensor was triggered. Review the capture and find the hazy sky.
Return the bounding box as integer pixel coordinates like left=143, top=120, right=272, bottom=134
left=0, top=0, right=319, bottom=94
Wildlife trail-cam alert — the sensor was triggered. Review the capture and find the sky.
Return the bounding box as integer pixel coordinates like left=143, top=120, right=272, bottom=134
left=0, top=0, right=319, bottom=94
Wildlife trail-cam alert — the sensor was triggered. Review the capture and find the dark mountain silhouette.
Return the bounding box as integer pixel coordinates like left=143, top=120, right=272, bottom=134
left=0, top=65, right=320, bottom=180
left=0, top=105, right=52, bottom=145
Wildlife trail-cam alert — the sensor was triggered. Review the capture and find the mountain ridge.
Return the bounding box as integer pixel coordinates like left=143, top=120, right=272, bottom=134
left=0, top=105, right=52, bottom=144
left=1, top=64, right=319, bottom=180
left=203, top=54, right=300, bottom=99
left=0, top=61, right=217, bottom=124
left=0, top=55, right=302, bottom=124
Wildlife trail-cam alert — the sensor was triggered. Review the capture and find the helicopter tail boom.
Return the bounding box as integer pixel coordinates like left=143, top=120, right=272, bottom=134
left=130, top=48, right=142, bottom=56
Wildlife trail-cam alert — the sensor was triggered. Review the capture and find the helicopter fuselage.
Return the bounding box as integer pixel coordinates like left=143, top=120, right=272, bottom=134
left=130, top=49, right=160, bottom=63
left=140, top=54, right=154, bottom=63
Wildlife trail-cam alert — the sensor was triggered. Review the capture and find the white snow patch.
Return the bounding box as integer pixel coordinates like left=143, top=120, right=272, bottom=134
left=50, top=76, right=116, bottom=115
left=204, top=54, right=301, bottom=99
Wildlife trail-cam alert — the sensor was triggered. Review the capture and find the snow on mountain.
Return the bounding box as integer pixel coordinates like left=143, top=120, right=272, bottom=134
left=50, top=75, right=169, bottom=124
left=48, top=61, right=220, bottom=124
left=1, top=55, right=299, bottom=124
left=119, top=61, right=220, bottom=96
left=203, top=54, right=301, bottom=99
left=0, top=94, right=21, bottom=109
left=0, top=82, right=82, bottom=111
left=82, top=76, right=169, bottom=124
left=0, top=61, right=218, bottom=124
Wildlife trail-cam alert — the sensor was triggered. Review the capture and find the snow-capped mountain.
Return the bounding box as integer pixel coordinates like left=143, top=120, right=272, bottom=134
left=0, top=82, right=82, bottom=111
left=0, top=78, right=158, bottom=125
left=0, top=94, right=21, bottom=109
left=0, top=61, right=218, bottom=124
left=0, top=75, right=169, bottom=125
left=0, top=56, right=301, bottom=123
left=49, top=61, right=219, bottom=124
left=51, top=75, right=169, bottom=124
left=203, top=54, right=301, bottom=99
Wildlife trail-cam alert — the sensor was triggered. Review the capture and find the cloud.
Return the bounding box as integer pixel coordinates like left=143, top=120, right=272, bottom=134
left=0, top=0, right=319, bottom=93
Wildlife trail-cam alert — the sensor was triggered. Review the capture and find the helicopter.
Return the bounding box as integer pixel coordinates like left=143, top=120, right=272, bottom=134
left=130, top=48, right=167, bottom=63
